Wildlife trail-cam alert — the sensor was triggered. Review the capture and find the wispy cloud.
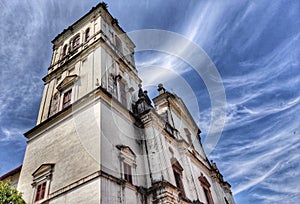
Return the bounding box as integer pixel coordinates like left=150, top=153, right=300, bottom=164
left=0, top=127, right=26, bottom=143
left=233, top=162, right=280, bottom=194
left=175, top=1, right=300, bottom=203
left=1, top=1, right=299, bottom=203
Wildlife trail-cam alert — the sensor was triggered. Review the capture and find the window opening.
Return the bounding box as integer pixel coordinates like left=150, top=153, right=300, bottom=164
left=62, top=89, right=72, bottom=109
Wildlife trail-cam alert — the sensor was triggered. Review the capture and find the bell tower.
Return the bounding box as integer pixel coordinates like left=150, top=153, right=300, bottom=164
left=18, top=3, right=144, bottom=203
left=36, top=3, right=140, bottom=125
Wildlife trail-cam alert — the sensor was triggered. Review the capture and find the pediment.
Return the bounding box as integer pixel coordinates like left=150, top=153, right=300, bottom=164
left=153, top=91, right=199, bottom=133
left=171, top=157, right=184, bottom=172
left=116, top=145, right=136, bottom=158
left=199, top=173, right=211, bottom=188
left=173, top=95, right=197, bottom=127
left=32, top=163, right=55, bottom=177
left=57, top=75, right=79, bottom=91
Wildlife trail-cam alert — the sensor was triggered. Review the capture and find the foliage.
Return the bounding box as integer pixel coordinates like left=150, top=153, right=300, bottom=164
left=0, top=181, right=26, bottom=204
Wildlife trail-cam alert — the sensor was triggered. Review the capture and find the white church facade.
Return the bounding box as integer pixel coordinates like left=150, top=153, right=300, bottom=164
left=1, top=3, right=235, bottom=204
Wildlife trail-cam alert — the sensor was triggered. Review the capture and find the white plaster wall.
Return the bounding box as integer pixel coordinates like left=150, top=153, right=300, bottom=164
left=100, top=101, right=147, bottom=187
left=18, top=102, right=101, bottom=203
left=50, top=179, right=100, bottom=204
left=125, top=187, right=141, bottom=204
left=211, top=181, right=226, bottom=204
left=100, top=177, right=143, bottom=204
left=94, top=46, right=102, bottom=89
left=100, top=177, right=121, bottom=203
left=170, top=108, right=207, bottom=160
left=78, top=51, right=95, bottom=98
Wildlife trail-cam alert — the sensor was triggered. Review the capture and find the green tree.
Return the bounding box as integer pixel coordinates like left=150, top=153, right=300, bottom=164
left=0, top=181, right=26, bottom=204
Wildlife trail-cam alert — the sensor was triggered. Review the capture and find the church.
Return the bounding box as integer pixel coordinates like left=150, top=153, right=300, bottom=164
left=1, top=2, right=235, bottom=204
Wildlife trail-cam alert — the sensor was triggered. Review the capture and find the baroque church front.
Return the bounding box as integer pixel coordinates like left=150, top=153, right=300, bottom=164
left=1, top=3, right=235, bottom=204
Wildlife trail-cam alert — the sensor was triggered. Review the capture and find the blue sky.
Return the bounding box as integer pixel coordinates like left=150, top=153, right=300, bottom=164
left=0, top=0, right=299, bottom=203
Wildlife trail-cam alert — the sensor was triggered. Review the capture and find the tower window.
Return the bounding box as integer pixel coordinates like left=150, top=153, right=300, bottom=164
left=62, top=89, right=72, bottom=109
left=123, top=162, right=132, bottom=183
left=173, top=169, right=185, bottom=197
left=204, top=188, right=212, bottom=204
left=199, top=173, right=214, bottom=204
left=32, top=164, right=54, bottom=203
left=34, top=182, right=46, bottom=202
left=62, top=44, right=68, bottom=57
left=172, top=158, right=185, bottom=197
left=72, top=34, right=80, bottom=49
left=85, top=28, right=90, bottom=42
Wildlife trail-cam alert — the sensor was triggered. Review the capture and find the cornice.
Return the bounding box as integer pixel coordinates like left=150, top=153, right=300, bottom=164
left=24, top=86, right=137, bottom=140
left=52, top=3, right=134, bottom=47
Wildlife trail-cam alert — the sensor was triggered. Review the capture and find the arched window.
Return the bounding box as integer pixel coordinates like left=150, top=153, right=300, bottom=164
left=62, top=44, right=68, bottom=57
left=85, top=28, right=90, bottom=42
left=72, top=34, right=80, bottom=49
left=199, top=173, right=214, bottom=204
left=57, top=75, right=79, bottom=110
left=171, top=158, right=185, bottom=197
